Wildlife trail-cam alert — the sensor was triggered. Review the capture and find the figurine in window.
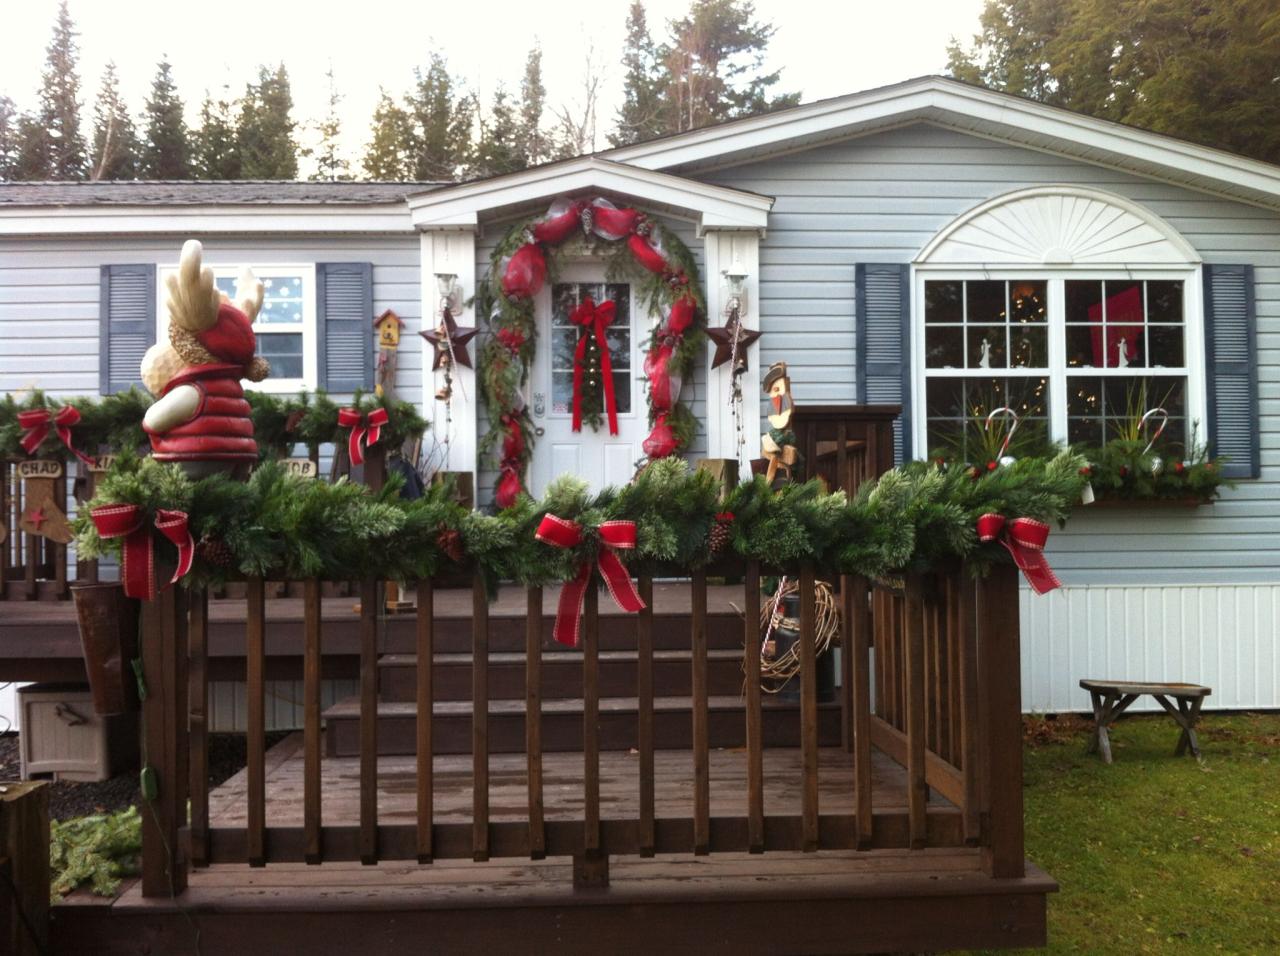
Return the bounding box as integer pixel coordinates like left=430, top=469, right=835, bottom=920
left=140, top=240, right=270, bottom=477
left=761, top=361, right=801, bottom=486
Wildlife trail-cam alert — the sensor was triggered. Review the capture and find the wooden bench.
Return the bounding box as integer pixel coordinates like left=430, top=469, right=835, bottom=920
left=1079, top=680, right=1212, bottom=763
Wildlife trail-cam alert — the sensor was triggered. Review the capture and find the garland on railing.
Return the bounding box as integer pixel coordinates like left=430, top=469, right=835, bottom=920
left=0, top=388, right=428, bottom=464
left=74, top=450, right=1089, bottom=597
left=476, top=197, right=707, bottom=508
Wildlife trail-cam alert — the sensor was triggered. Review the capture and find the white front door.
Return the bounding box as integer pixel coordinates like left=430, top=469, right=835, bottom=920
left=529, top=266, right=648, bottom=495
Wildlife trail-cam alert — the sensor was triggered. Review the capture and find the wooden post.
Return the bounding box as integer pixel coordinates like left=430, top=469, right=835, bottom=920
left=140, top=587, right=189, bottom=897
left=976, top=564, right=1025, bottom=878
left=904, top=574, right=928, bottom=850
left=0, top=781, right=49, bottom=956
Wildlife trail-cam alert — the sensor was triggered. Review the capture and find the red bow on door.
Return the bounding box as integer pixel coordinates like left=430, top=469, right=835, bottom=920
left=568, top=296, right=620, bottom=436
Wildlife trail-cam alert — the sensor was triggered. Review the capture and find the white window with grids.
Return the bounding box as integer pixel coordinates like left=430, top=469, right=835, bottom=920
left=157, top=263, right=317, bottom=392
left=913, top=271, right=1206, bottom=458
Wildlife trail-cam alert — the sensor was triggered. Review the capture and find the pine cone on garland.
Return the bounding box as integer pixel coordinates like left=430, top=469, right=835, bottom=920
left=437, top=527, right=464, bottom=563
left=196, top=534, right=235, bottom=570
left=708, top=511, right=734, bottom=555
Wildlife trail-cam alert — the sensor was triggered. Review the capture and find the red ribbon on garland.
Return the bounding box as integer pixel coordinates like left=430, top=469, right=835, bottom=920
left=90, top=504, right=195, bottom=600
left=338, top=407, right=389, bottom=467
left=976, top=513, right=1061, bottom=595
left=568, top=296, right=619, bottom=435
left=535, top=515, right=645, bottom=647
left=18, top=406, right=95, bottom=466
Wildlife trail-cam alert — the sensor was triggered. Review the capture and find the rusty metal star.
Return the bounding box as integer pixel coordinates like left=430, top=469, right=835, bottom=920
left=706, top=312, right=762, bottom=371
left=420, top=309, right=478, bottom=371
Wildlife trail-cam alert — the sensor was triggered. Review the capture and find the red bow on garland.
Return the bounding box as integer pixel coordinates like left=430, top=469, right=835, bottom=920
left=337, top=407, right=389, bottom=467
left=18, top=406, right=95, bottom=467
left=535, top=515, right=645, bottom=647
left=568, top=296, right=620, bottom=436
left=91, top=504, right=194, bottom=600
left=976, top=513, right=1061, bottom=595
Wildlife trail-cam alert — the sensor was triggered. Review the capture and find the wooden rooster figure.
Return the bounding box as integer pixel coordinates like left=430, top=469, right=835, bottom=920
left=140, top=240, right=270, bottom=477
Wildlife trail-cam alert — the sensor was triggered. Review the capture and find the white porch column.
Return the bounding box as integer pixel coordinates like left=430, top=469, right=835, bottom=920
left=419, top=226, right=479, bottom=475
left=702, top=229, right=763, bottom=467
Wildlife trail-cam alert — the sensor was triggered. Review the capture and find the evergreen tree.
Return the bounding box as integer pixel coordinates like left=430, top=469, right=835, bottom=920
left=309, top=65, right=350, bottom=181
left=519, top=45, right=547, bottom=167
left=948, top=0, right=1280, bottom=164
left=611, top=1, right=663, bottom=146
left=237, top=64, right=298, bottom=179
left=15, top=115, right=52, bottom=181
left=363, top=88, right=415, bottom=180
left=90, top=62, right=139, bottom=180
left=141, top=58, right=191, bottom=179
left=656, top=0, right=799, bottom=135
left=32, top=0, right=88, bottom=179
left=472, top=86, right=523, bottom=178
left=0, top=97, right=19, bottom=180
left=192, top=89, right=240, bottom=179
left=407, top=56, right=463, bottom=181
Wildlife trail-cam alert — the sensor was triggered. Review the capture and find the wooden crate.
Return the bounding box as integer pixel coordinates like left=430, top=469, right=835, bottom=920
left=17, top=683, right=138, bottom=782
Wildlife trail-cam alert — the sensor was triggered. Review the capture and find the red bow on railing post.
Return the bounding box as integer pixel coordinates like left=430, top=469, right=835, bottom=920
left=976, top=513, right=1061, bottom=595
left=535, top=515, right=646, bottom=647
left=568, top=296, right=619, bottom=436
left=90, top=504, right=195, bottom=600
left=18, top=406, right=95, bottom=467
left=337, top=407, right=389, bottom=467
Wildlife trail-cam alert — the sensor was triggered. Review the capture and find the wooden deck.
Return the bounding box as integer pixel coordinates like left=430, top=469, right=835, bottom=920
left=207, top=732, right=948, bottom=828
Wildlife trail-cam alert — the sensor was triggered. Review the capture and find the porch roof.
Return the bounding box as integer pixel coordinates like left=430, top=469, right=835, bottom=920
left=405, top=156, right=774, bottom=235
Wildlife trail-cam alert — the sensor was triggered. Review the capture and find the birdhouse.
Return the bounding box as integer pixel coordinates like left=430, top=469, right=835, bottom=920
left=374, top=309, right=404, bottom=350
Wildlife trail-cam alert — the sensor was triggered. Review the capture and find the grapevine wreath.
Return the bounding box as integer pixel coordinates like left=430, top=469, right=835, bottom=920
left=476, top=196, right=706, bottom=509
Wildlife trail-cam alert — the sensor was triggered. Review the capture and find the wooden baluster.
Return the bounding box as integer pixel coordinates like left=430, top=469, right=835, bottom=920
left=958, top=567, right=982, bottom=844
left=140, top=586, right=188, bottom=896
left=416, top=578, right=435, bottom=864
left=0, top=460, right=9, bottom=599
left=904, top=574, right=928, bottom=849
left=925, top=586, right=937, bottom=755
left=246, top=577, right=266, bottom=867
left=576, top=580, right=607, bottom=886
left=849, top=575, right=873, bottom=849
left=743, top=562, right=764, bottom=853
left=636, top=574, right=655, bottom=857
left=188, top=587, right=209, bottom=867
left=525, top=585, right=545, bottom=860
left=948, top=573, right=963, bottom=765
left=799, top=563, right=819, bottom=852
left=977, top=564, right=1025, bottom=878
left=471, top=573, right=489, bottom=863
left=303, top=579, right=323, bottom=864
left=52, top=473, right=68, bottom=597
left=359, top=578, right=379, bottom=865
left=691, top=567, right=710, bottom=856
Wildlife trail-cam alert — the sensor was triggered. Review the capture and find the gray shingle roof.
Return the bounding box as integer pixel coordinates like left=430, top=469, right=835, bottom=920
left=0, top=180, right=446, bottom=205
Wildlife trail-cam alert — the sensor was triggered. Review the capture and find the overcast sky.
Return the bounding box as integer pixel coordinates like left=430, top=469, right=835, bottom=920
left=1, top=0, right=987, bottom=175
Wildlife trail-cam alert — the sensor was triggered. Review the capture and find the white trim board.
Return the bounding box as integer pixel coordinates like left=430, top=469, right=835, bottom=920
left=603, top=76, right=1280, bottom=214
left=0, top=204, right=416, bottom=237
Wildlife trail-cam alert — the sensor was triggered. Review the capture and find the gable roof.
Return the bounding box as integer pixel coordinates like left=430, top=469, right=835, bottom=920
left=406, top=156, right=773, bottom=233
left=0, top=180, right=443, bottom=205
left=602, top=75, right=1280, bottom=212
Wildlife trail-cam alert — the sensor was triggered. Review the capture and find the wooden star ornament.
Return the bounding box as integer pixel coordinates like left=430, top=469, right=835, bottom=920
left=707, top=313, right=762, bottom=371
left=420, top=309, right=478, bottom=371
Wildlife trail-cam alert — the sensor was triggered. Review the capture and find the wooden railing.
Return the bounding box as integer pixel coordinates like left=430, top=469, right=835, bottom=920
left=136, top=559, right=1026, bottom=896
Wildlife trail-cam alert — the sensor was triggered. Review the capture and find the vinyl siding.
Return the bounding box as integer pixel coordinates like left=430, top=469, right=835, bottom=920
left=700, top=122, right=1280, bottom=587
left=0, top=236, right=422, bottom=407
left=473, top=213, right=706, bottom=504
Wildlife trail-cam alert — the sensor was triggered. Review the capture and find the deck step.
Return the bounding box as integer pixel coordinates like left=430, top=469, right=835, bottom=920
left=323, top=694, right=842, bottom=757
left=377, top=649, right=746, bottom=702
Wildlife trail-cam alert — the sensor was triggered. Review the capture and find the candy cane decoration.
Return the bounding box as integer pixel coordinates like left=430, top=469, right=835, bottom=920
left=1139, top=407, right=1169, bottom=455
left=985, top=406, right=1021, bottom=459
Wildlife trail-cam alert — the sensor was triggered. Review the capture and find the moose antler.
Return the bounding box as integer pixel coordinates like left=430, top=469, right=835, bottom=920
left=235, top=265, right=263, bottom=323
left=166, top=240, right=221, bottom=333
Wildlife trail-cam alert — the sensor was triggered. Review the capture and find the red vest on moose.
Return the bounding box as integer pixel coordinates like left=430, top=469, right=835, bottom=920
left=144, top=363, right=259, bottom=462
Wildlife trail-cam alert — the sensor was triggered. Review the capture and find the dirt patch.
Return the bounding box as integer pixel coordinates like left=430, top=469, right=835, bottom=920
left=0, top=731, right=288, bottom=821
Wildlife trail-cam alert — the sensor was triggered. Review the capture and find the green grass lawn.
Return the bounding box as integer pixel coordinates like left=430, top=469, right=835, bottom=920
left=969, top=712, right=1280, bottom=955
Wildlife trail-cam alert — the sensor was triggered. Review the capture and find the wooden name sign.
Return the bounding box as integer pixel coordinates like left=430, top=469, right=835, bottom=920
left=282, top=458, right=319, bottom=479
left=90, top=455, right=116, bottom=473
left=16, top=459, right=63, bottom=480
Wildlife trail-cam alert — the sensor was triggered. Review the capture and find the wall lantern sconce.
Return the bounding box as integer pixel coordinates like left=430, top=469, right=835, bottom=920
left=723, top=270, right=749, bottom=319
left=436, top=272, right=462, bottom=316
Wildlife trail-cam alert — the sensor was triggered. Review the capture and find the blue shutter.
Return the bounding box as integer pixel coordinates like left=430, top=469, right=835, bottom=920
left=317, top=262, right=374, bottom=392
left=855, top=263, right=911, bottom=464
left=1202, top=264, right=1259, bottom=479
left=99, top=264, right=156, bottom=395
